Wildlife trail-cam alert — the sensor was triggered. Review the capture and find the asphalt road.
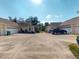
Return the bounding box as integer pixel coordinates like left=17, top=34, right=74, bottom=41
left=0, top=33, right=76, bottom=59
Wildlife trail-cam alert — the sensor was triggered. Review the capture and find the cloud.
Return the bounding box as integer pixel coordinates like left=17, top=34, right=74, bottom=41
left=43, top=14, right=62, bottom=23
left=46, top=15, right=52, bottom=19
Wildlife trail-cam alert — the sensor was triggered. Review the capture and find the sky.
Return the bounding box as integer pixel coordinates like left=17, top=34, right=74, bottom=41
left=0, top=0, right=79, bottom=23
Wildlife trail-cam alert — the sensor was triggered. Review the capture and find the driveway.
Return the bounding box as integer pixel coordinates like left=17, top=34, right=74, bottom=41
left=0, top=33, right=76, bottom=59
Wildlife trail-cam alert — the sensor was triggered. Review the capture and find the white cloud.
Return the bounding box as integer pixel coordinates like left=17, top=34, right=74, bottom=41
left=46, top=15, right=52, bottom=19
left=43, top=14, right=62, bottom=23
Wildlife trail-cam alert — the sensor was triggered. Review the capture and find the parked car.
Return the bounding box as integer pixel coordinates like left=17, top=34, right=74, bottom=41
left=49, top=29, right=53, bottom=33
left=60, top=30, right=67, bottom=34
left=49, top=28, right=67, bottom=35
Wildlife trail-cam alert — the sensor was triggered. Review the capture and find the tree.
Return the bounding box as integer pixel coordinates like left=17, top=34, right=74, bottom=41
left=33, top=23, right=46, bottom=32
left=44, top=22, right=49, bottom=31
left=38, top=23, right=45, bottom=31
left=25, top=16, right=39, bottom=26
left=12, top=17, right=17, bottom=23
left=45, top=22, right=49, bottom=27
left=18, top=17, right=25, bottom=23
left=25, top=16, right=40, bottom=33
left=8, top=17, right=17, bottom=23
left=8, top=16, right=12, bottom=21
left=31, top=16, right=39, bottom=25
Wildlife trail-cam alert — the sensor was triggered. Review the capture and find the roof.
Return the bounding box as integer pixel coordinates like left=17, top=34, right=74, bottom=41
left=48, top=22, right=62, bottom=29
left=50, top=22, right=62, bottom=26
left=60, top=16, right=79, bottom=27
left=0, top=18, right=19, bottom=28
left=18, top=22, right=32, bottom=28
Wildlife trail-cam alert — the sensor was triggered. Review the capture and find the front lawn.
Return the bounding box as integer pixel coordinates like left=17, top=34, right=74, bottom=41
left=69, top=44, right=79, bottom=59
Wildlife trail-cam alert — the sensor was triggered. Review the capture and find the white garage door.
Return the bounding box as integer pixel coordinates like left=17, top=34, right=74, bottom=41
left=5, top=29, right=18, bottom=35
left=77, top=27, right=79, bottom=34
left=0, top=29, right=4, bottom=35
left=62, top=28, right=72, bottom=34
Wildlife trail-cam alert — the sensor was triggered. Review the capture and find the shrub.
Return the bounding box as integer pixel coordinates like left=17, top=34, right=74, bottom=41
left=69, top=44, right=79, bottom=59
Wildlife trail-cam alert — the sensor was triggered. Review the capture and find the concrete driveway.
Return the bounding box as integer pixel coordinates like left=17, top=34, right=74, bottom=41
left=0, top=33, right=76, bottom=59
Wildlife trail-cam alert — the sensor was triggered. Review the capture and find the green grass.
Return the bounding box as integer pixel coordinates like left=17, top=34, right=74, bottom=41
left=69, top=44, right=79, bottom=59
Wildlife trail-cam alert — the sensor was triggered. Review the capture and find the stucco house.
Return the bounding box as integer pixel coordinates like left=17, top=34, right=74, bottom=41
left=45, top=22, right=62, bottom=32
left=0, top=18, right=19, bottom=35
left=60, top=16, right=79, bottom=34
left=18, top=21, right=35, bottom=33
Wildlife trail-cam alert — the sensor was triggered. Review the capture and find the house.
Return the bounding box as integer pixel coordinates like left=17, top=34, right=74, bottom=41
left=0, top=18, right=19, bottom=35
left=45, top=22, right=62, bottom=32
left=18, top=21, right=35, bottom=33
left=60, top=16, right=79, bottom=34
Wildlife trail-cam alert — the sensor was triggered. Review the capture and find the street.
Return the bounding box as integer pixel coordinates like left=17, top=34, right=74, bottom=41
left=0, top=33, right=76, bottom=59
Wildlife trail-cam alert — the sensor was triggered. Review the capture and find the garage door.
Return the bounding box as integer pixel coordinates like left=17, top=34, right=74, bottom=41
left=0, top=28, right=5, bottom=35
left=62, top=28, right=72, bottom=34
left=0, top=29, right=1, bottom=35
left=5, top=29, right=18, bottom=35
left=77, top=27, right=79, bottom=34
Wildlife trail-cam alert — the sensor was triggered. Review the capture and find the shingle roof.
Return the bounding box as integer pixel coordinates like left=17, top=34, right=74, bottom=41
left=49, top=22, right=62, bottom=29
left=50, top=22, right=62, bottom=26
left=60, top=16, right=79, bottom=26
left=0, top=18, right=19, bottom=28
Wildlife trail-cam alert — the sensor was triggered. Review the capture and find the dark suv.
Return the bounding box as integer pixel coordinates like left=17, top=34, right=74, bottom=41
left=49, top=28, right=67, bottom=35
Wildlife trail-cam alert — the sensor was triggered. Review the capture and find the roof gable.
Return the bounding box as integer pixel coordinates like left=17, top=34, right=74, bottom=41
left=60, top=16, right=79, bottom=26
left=0, top=18, right=19, bottom=28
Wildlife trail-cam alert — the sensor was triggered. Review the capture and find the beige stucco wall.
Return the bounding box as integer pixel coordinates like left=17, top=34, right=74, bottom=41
left=0, top=23, right=19, bottom=35
left=22, top=26, right=35, bottom=32
left=0, top=23, right=6, bottom=35
left=61, top=24, right=79, bottom=34
left=45, top=26, right=51, bottom=32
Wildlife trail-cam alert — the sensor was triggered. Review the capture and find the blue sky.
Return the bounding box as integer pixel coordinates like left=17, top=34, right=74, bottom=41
left=0, top=0, right=79, bottom=23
